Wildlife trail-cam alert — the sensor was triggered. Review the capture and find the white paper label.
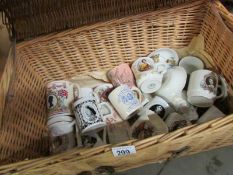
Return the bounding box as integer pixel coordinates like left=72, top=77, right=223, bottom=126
left=112, top=146, right=136, bottom=157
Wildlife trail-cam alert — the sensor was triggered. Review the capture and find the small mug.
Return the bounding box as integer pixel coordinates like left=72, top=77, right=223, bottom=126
left=49, top=132, right=76, bottom=154
left=187, top=70, right=227, bottom=107
left=165, top=112, right=191, bottom=132
left=93, top=83, right=114, bottom=103
left=81, top=129, right=107, bottom=148
left=107, top=63, right=136, bottom=88
left=132, top=57, right=163, bottom=93
left=144, top=96, right=174, bottom=120
left=108, top=85, right=142, bottom=120
left=98, top=102, right=123, bottom=124
left=131, top=114, right=168, bottom=139
left=46, top=80, right=74, bottom=117
left=73, top=96, right=106, bottom=133
left=94, top=84, right=123, bottom=124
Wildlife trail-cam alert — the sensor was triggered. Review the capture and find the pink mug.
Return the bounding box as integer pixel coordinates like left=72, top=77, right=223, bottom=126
left=107, top=63, right=136, bottom=88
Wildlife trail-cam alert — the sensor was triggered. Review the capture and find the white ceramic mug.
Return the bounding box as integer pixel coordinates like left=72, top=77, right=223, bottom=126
left=156, top=66, right=187, bottom=111
left=73, top=96, right=106, bottom=133
left=93, top=83, right=113, bottom=103
left=187, top=70, right=227, bottom=107
left=131, top=57, right=163, bottom=93
left=46, top=80, right=74, bottom=117
left=98, top=102, right=123, bottom=124
left=144, top=96, right=174, bottom=120
left=108, top=85, right=142, bottom=120
left=165, top=112, right=190, bottom=132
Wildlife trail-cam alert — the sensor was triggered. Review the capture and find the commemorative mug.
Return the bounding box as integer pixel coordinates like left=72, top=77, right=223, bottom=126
left=107, top=63, right=136, bottom=88
left=73, top=96, right=106, bottom=133
left=108, top=85, right=142, bottom=120
left=187, top=70, right=227, bottom=107
left=165, top=112, right=191, bottom=132
left=93, top=84, right=123, bottom=124
left=131, top=57, right=163, bottom=93
left=46, top=80, right=74, bottom=117
left=144, top=96, right=174, bottom=120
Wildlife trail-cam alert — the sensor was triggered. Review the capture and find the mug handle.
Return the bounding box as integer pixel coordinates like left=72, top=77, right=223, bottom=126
left=131, top=86, right=143, bottom=102
left=98, top=102, right=114, bottom=116
left=215, top=75, right=228, bottom=100
left=93, top=92, right=101, bottom=104
left=73, top=83, right=80, bottom=100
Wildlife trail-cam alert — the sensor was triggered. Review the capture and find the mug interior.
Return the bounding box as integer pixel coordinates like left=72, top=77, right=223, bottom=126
left=179, top=56, right=204, bottom=74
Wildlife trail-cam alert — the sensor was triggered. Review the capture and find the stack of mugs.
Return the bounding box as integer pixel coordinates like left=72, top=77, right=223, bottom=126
left=46, top=47, right=228, bottom=154
left=46, top=81, right=77, bottom=154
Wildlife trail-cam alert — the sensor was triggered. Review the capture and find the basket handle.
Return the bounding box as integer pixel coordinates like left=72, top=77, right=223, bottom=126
left=215, top=0, right=233, bottom=31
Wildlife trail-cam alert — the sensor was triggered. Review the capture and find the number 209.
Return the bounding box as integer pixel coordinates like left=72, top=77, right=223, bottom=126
left=117, top=149, right=130, bottom=156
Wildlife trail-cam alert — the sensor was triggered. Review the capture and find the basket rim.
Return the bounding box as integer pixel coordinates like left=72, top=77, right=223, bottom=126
left=1, top=0, right=233, bottom=173
left=16, top=0, right=208, bottom=50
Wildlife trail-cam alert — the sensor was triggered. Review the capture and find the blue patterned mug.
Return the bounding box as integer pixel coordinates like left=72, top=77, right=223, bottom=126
left=108, top=85, right=142, bottom=120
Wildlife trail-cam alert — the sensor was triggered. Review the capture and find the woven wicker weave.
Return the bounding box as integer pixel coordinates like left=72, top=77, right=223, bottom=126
left=0, top=0, right=233, bottom=174
left=0, top=0, right=194, bottom=41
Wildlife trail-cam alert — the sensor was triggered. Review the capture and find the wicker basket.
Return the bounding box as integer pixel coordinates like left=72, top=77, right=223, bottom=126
left=0, top=0, right=233, bottom=174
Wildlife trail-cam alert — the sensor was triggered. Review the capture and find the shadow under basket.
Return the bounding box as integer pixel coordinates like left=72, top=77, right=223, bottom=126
left=0, top=0, right=233, bottom=174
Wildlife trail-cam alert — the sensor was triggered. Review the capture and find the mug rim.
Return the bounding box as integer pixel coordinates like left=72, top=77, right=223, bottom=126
left=190, top=69, right=212, bottom=75
left=148, top=48, right=179, bottom=66
left=46, top=80, right=72, bottom=88
left=47, top=116, right=74, bottom=126
left=73, top=96, right=96, bottom=107
left=179, top=56, right=204, bottom=74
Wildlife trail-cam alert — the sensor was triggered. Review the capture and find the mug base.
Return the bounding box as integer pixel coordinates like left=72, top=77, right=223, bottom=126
left=82, top=122, right=106, bottom=134
left=188, top=96, right=214, bottom=108
left=140, top=78, right=162, bottom=94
